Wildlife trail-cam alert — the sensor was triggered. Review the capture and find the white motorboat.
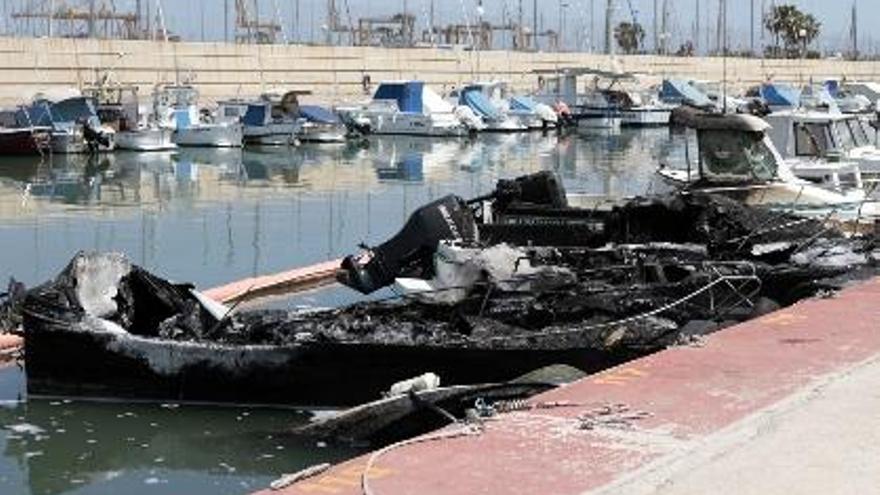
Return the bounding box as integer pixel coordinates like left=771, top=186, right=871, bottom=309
left=83, top=81, right=176, bottom=152
left=534, top=68, right=671, bottom=127
left=764, top=110, right=880, bottom=177
left=296, top=105, right=347, bottom=143
left=338, top=81, right=470, bottom=137
left=156, top=85, right=242, bottom=148
left=470, top=81, right=557, bottom=129
left=448, top=83, right=527, bottom=132
left=656, top=111, right=878, bottom=218
left=219, top=92, right=303, bottom=146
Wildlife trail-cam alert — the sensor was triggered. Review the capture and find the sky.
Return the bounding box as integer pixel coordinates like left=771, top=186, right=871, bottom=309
left=1, top=1, right=876, bottom=54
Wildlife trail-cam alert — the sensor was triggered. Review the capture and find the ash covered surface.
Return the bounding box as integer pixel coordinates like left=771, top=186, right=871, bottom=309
left=17, top=173, right=880, bottom=356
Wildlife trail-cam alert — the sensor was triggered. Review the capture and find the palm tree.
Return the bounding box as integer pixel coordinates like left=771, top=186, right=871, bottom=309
left=763, top=4, right=821, bottom=58
left=614, top=21, right=645, bottom=55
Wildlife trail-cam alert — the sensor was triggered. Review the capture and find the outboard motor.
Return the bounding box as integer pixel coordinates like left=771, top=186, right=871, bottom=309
left=491, top=171, right=569, bottom=213
left=339, top=195, right=478, bottom=294
left=82, top=118, right=110, bottom=152
left=340, top=112, right=372, bottom=137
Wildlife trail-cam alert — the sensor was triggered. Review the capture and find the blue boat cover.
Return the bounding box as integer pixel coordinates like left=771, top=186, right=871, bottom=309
left=243, top=104, right=267, bottom=126
left=824, top=80, right=840, bottom=97
left=510, top=95, right=537, bottom=112
left=659, top=79, right=712, bottom=107
left=373, top=82, right=424, bottom=114
left=15, top=100, right=53, bottom=127
left=760, top=83, right=801, bottom=107
left=16, top=97, right=97, bottom=128
left=299, top=105, right=340, bottom=124
left=461, top=86, right=502, bottom=120
left=51, top=97, right=97, bottom=123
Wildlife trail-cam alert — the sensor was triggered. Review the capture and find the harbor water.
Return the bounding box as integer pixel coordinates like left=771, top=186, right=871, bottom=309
left=0, top=129, right=691, bottom=495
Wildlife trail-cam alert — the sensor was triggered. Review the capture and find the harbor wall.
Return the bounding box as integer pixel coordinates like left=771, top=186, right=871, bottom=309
left=3, top=36, right=880, bottom=105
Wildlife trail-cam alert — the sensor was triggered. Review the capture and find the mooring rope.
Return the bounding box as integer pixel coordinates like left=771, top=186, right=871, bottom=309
left=479, top=272, right=761, bottom=343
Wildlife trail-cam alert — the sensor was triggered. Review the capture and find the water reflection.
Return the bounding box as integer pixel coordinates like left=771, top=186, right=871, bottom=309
left=0, top=369, right=357, bottom=495
left=0, top=130, right=684, bottom=290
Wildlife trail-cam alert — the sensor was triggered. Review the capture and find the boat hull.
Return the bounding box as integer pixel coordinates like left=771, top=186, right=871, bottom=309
left=50, top=129, right=116, bottom=154
left=580, top=108, right=671, bottom=127
left=23, top=326, right=632, bottom=407
left=115, top=128, right=177, bottom=151
left=174, top=124, right=243, bottom=148
left=576, top=115, right=622, bottom=129
left=356, top=112, right=467, bottom=137
left=0, top=127, right=50, bottom=155
left=243, top=122, right=298, bottom=146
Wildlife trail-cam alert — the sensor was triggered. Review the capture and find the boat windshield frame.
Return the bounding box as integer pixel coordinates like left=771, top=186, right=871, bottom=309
left=794, top=117, right=874, bottom=157
left=698, top=129, right=779, bottom=183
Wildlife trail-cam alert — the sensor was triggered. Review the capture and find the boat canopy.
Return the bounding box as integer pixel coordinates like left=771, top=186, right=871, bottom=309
left=373, top=81, right=424, bottom=113
left=677, top=109, right=771, bottom=133
left=660, top=79, right=713, bottom=107
left=16, top=97, right=98, bottom=128
left=760, top=83, right=801, bottom=108
left=299, top=105, right=340, bottom=124
left=242, top=103, right=268, bottom=126
left=510, top=95, right=537, bottom=112
left=461, top=86, right=502, bottom=120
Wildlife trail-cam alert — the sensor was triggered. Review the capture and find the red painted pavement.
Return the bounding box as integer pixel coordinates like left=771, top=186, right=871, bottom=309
left=258, top=277, right=880, bottom=495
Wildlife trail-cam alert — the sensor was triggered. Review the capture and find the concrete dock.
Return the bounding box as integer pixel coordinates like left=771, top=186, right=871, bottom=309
left=260, top=277, right=880, bottom=495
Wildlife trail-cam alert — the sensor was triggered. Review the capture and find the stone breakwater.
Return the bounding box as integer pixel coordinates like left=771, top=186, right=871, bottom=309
left=1, top=36, right=879, bottom=105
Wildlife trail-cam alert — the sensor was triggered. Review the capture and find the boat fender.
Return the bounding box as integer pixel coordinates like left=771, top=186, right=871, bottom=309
left=387, top=372, right=441, bottom=397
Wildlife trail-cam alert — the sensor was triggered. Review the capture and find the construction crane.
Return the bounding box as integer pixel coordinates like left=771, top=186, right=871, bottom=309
left=11, top=0, right=142, bottom=39
left=235, top=0, right=281, bottom=44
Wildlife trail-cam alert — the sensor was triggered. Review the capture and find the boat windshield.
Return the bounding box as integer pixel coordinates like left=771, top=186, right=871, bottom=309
left=842, top=118, right=872, bottom=148
left=699, top=130, right=778, bottom=181
left=794, top=122, right=833, bottom=156
left=833, top=121, right=857, bottom=151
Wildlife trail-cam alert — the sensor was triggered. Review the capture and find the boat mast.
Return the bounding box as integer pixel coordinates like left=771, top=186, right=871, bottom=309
left=604, top=0, right=613, bottom=54
left=653, top=0, right=658, bottom=53
left=660, top=0, right=668, bottom=55
left=851, top=1, right=858, bottom=59
left=534, top=0, right=539, bottom=50
left=694, top=0, right=699, bottom=55
left=750, top=0, right=755, bottom=54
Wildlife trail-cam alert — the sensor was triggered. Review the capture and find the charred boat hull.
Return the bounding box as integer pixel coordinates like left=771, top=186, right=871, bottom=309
left=24, top=326, right=631, bottom=407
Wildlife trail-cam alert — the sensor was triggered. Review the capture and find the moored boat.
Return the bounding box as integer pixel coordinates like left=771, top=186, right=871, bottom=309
left=0, top=126, right=51, bottom=155
left=338, top=80, right=471, bottom=137
left=657, top=109, right=878, bottom=218
left=17, top=170, right=880, bottom=406
left=158, top=84, right=242, bottom=148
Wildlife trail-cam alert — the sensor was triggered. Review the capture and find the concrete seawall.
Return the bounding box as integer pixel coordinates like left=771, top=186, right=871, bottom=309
left=3, top=37, right=880, bottom=105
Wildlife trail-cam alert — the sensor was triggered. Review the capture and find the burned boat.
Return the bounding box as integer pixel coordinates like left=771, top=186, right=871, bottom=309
left=19, top=172, right=880, bottom=407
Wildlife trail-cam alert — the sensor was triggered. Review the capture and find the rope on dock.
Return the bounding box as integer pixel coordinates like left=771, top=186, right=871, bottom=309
left=361, top=423, right=483, bottom=495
